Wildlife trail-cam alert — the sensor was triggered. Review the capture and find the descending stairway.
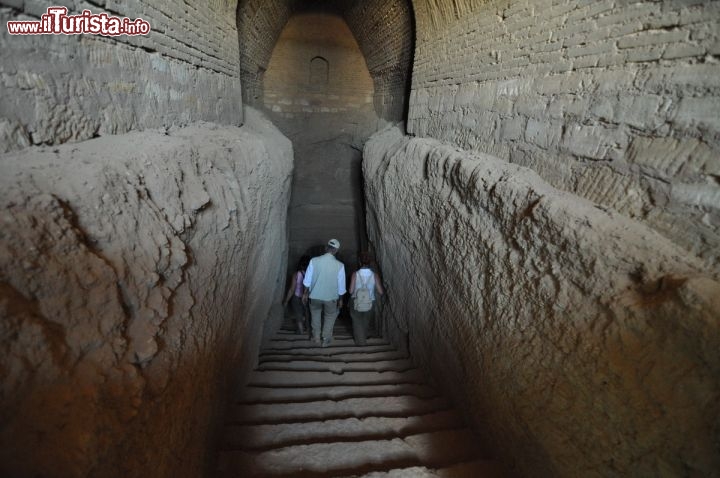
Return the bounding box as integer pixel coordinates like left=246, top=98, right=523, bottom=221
left=217, top=317, right=505, bottom=477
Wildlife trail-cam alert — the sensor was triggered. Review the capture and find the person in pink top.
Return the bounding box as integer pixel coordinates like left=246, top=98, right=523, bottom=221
left=283, top=255, right=311, bottom=334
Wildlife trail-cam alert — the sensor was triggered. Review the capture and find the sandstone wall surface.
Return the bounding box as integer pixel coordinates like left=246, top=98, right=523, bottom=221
left=0, top=108, right=293, bottom=478
left=263, top=13, right=375, bottom=116
left=236, top=0, right=413, bottom=121
left=259, top=9, right=384, bottom=275
left=1, top=0, right=242, bottom=153
left=364, top=126, right=720, bottom=478
left=408, top=0, right=720, bottom=274
left=279, top=111, right=379, bottom=278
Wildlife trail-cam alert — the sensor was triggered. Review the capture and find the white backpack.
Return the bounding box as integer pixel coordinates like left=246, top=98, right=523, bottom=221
left=353, top=272, right=373, bottom=312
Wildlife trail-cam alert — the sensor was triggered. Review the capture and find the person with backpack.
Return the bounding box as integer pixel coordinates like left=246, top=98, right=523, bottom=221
left=348, top=251, right=385, bottom=346
left=283, top=255, right=311, bottom=335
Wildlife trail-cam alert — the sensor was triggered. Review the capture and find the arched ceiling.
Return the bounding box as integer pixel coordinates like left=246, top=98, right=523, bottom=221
left=236, top=0, right=414, bottom=121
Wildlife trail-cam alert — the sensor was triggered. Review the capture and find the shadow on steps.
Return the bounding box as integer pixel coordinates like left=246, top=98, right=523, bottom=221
left=217, top=316, right=506, bottom=478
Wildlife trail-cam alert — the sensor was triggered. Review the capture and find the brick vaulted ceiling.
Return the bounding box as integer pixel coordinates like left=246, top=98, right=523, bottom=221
left=236, top=0, right=415, bottom=121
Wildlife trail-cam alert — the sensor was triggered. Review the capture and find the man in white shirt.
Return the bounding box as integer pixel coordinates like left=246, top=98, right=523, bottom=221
left=302, top=238, right=346, bottom=346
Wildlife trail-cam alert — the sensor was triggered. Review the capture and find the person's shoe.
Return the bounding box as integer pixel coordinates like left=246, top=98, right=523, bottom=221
left=321, top=338, right=331, bottom=348
left=312, top=337, right=321, bottom=346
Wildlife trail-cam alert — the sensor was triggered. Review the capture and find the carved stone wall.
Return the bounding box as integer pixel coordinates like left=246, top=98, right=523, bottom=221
left=0, top=0, right=242, bottom=153
left=364, top=126, right=720, bottom=477
left=408, top=0, right=720, bottom=274
left=0, top=109, right=293, bottom=478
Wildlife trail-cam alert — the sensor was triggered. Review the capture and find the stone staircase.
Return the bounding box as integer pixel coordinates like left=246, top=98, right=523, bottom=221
left=217, top=317, right=505, bottom=477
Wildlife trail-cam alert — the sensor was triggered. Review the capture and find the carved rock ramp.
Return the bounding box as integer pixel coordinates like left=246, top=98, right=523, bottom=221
left=217, top=318, right=505, bottom=477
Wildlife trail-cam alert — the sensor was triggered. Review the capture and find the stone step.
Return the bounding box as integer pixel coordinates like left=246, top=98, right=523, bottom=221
left=222, top=410, right=464, bottom=450
left=275, top=332, right=376, bottom=341
left=275, top=326, right=353, bottom=334
left=277, top=324, right=354, bottom=330
left=227, top=395, right=450, bottom=425
left=217, top=429, right=488, bottom=477
left=275, top=328, right=368, bottom=336
left=246, top=369, right=426, bottom=388
left=239, top=383, right=440, bottom=404
left=271, top=329, right=352, bottom=341
left=260, top=344, right=396, bottom=356
left=219, top=326, right=505, bottom=477
left=256, top=359, right=415, bottom=373
left=263, top=337, right=388, bottom=350
left=271, top=335, right=356, bottom=343
left=344, top=460, right=506, bottom=478
left=270, top=334, right=354, bottom=341
left=259, top=350, right=408, bottom=364
left=276, top=331, right=355, bottom=338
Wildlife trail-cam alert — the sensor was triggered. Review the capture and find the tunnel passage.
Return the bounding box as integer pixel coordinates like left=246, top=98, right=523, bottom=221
left=263, top=11, right=376, bottom=267
left=1, top=0, right=720, bottom=478
left=237, top=0, right=415, bottom=271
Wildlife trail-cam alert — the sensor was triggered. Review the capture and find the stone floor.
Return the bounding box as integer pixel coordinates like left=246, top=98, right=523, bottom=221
left=217, top=317, right=505, bottom=477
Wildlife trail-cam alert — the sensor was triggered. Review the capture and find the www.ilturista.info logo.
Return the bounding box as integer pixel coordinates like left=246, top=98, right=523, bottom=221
left=7, top=6, right=151, bottom=36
